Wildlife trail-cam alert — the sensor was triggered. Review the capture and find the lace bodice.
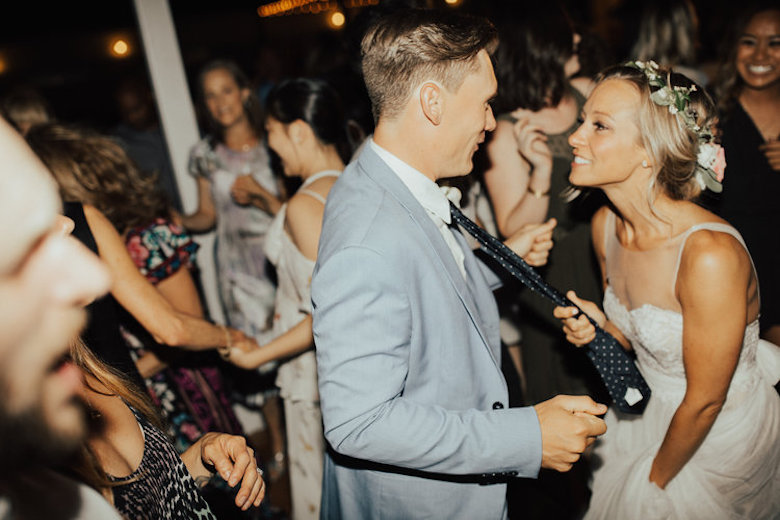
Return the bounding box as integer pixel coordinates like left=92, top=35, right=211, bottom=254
left=604, top=286, right=761, bottom=405
left=602, top=210, right=762, bottom=406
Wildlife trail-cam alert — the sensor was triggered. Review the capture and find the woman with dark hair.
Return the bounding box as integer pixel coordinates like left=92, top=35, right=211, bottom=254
left=483, top=3, right=607, bottom=407
left=555, top=61, right=779, bottom=518
left=712, top=5, right=780, bottom=346
left=224, top=77, right=351, bottom=520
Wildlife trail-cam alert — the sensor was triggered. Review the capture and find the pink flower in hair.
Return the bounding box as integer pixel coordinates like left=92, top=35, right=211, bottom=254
left=713, top=145, right=727, bottom=182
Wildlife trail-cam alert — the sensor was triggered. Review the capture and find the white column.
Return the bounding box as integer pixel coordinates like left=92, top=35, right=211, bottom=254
left=132, top=0, right=224, bottom=323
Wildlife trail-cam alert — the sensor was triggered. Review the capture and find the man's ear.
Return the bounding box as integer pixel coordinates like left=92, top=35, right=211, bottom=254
left=419, top=81, right=443, bottom=125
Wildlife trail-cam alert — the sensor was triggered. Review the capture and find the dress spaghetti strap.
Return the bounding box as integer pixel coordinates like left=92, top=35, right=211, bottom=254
left=295, top=170, right=340, bottom=205
left=671, top=222, right=760, bottom=306
left=672, top=223, right=753, bottom=285
left=297, top=189, right=328, bottom=205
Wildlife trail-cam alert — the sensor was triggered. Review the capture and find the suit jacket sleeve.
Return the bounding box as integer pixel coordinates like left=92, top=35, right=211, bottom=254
left=312, top=245, right=542, bottom=477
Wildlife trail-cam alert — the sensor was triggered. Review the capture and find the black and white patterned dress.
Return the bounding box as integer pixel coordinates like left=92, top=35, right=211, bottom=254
left=109, top=407, right=216, bottom=519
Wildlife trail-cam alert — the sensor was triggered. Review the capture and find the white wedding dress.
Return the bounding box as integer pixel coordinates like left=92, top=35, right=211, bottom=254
left=584, top=210, right=780, bottom=520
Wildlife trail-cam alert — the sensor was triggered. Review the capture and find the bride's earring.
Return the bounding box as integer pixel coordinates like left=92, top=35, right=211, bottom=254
left=642, top=160, right=649, bottom=168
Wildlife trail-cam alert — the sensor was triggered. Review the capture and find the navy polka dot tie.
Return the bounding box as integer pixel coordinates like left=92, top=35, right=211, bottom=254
left=450, top=202, right=650, bottom=414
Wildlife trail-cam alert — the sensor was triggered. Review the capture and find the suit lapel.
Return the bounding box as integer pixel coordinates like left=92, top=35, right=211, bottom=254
left=356, top=147, right=501, bottom=368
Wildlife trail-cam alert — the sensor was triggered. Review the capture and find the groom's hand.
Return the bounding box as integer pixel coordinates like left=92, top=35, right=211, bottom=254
left=534, top=395, right=607, bottom=472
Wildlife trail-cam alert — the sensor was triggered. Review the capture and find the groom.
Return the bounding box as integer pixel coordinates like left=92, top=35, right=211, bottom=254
left=311, top=8, right=608, bottom=519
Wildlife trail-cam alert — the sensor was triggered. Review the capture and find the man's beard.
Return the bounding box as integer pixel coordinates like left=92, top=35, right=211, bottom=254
left=0, top=397, right=87, bottom=478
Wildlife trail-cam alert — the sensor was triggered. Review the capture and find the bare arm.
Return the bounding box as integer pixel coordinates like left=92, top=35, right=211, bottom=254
left=225, top=188, right=327, bottom=367
left=134, top=266, right=205, bottom=377
left=82, top=204, right=252, bottom=351
left=226, top=316, right=314, bottom=370
left=649, top=231, right=752, bottom=489
left=285, top=190, right=328, bottom=261
left=483, top=119, right=552, bottom=237
left=179, top=176, right=217, bottom=232
left=155, top=264, right=205, bottom=317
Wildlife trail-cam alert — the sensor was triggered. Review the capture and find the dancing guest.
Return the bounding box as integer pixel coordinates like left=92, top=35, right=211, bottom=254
left=225, top=77, right=350, bottom=520
left=111, top=76, right=181, bottom=211
left=629, top=0, right=709, bottom=87
left=26, top=122, right=245, bottom=454
left=0, top=115, right=120, bottom=518
left=554, top=61, right=780, bottom=518
left=182, top=58, right=282, bottom=336
left=713, top=5, right=780, bottom=346
left=484, top=4, right=607, bottom=407
left=312, top=9, right=606, bottom=519
left=181, top=59, right=286, bottom=474
left=0, top=86, right=55, bottom=136
left=68, top=337, right=265, bottom=519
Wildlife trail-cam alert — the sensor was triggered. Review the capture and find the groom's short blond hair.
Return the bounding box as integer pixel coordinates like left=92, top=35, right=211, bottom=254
left=361, top=9, right=497, bottom=123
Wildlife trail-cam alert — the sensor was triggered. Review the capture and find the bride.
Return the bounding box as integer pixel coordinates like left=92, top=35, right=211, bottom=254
left=554, top=61, right=780, bottom=518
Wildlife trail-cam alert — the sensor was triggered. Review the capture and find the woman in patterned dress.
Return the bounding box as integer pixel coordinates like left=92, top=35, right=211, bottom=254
left=69, top=337, right=266, bottom=519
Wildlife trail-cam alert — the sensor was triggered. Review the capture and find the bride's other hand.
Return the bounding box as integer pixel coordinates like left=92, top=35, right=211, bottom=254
left=504, top=218, right=556, bottom=266
left=553, top=290, right=605, bottom=346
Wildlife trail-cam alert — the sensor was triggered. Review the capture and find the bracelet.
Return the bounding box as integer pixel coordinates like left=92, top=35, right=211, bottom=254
left=527, top=185, right=550, bottom=199
left=219, top=325, right=232, bottom=349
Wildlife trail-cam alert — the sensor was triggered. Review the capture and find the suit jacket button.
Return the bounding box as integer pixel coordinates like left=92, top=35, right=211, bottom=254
left=492, top=401, right=504, bottom=409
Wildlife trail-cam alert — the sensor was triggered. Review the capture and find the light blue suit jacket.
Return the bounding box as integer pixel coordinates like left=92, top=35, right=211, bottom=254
left=312, top=145, right=542, bottom=520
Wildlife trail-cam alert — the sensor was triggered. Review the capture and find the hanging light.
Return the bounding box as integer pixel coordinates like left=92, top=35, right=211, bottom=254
left=328, top=9, right=346, bottom=29
left=110, top=38, right=131, bottom=58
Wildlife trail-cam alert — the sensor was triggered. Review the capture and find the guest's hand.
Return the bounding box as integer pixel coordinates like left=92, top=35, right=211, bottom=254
left=230, top=174, right=259, bottom=205
left=503, top=218, right=556, bottom=266
left=533, top=395, right=607, bottom=472
left=226, top=328, right=257, bottom=352
left=169, top=208, right=184, bottom=227
left=218, top=329, right=259, bottom=362
left=553, top=290, right=605, bottom=346
left=231, top=188, right=252, bottom=206
left=223, top=342, right=266, bottom=370
left=230, top=175, right=283, bottom=214
left=759, top=139, right=780, bottom=172
left=513, top=118, right=553, bottom=178
left=197, top=433, right=266, bottom=511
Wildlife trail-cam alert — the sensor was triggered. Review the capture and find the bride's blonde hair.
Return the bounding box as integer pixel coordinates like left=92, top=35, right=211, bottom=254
left=596, top=64, right=716, bottom=202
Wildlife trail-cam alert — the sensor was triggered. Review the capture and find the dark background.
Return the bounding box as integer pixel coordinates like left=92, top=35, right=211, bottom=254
left=0, top=0, right=744, bottom=134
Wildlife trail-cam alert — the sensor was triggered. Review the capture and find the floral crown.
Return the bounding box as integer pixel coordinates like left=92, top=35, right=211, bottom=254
left=628, top=60, right=726, bottom=193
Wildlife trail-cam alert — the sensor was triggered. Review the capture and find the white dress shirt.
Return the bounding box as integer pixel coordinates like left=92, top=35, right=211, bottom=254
left=369, top=138, right=466, bottom=279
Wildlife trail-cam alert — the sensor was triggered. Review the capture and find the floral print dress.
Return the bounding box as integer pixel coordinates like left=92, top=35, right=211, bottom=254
left=122, top=218, right=244, bottom=452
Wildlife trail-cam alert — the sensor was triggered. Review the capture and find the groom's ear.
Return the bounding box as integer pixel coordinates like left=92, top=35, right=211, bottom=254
left=419, top=81, right=443, bottom=126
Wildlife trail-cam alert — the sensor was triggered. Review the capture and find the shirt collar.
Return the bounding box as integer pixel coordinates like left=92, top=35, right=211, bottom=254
left=369, top=138, right=458, bottom=224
